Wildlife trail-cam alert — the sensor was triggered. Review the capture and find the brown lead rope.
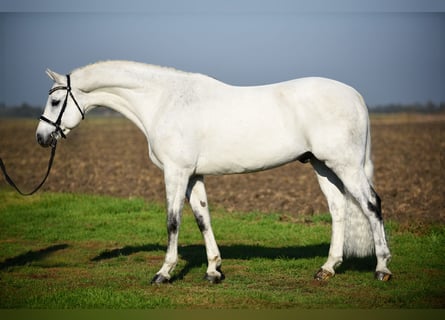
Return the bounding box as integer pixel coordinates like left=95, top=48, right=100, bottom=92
left=0, top=143, right=57, bottom=196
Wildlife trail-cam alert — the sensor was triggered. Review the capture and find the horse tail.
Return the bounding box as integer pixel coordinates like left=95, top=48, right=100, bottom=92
left=343, top=98, right=375, bottom=258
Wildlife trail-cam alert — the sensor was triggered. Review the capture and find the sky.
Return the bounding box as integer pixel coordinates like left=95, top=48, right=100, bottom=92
left=0, top=0, right=444, bottom=108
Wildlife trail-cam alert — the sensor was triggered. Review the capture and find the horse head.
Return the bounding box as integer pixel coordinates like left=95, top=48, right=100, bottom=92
left=36, top=69, right=85, bottom=147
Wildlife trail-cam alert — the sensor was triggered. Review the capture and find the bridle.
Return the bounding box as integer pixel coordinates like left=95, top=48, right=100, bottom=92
left=0, top=74, right=84, bottom=196
left=40, top=74, right=84, bottom=139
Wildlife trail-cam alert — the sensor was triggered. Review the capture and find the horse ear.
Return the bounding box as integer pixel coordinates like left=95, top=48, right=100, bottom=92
left=46, top=69, right=64, bottom=83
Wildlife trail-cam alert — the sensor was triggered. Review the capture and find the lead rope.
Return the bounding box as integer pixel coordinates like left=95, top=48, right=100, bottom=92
left=0, top=143, right=57, bottom=196
left=1, top=74, right=82, bottom=196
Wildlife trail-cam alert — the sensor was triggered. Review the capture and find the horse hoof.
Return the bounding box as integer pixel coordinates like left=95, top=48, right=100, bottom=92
left=204, top=273, right=222, bottom=284
left=204, top=268, right=225, bottom=284
left=375, top=271, right=392, bottom=281
left=151, top=273, right=170, bottom=284
left=314, top=268, right=334, bottom=281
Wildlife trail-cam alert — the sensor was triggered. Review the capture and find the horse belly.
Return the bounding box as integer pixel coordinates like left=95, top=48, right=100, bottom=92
left=195, top=128, right=305, bottom=175
left=191, top=88, right=309, bottom=175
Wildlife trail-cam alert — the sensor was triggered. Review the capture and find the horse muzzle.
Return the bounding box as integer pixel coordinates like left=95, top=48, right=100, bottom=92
left=36, top=131, right=59, bottom=148
left=36, top=117, right=70, bottom=148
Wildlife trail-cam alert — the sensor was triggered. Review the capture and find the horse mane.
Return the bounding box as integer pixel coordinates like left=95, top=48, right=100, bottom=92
left=69, top=60, right=219, bottom=93
left=73, top=60, right=198, bottom=79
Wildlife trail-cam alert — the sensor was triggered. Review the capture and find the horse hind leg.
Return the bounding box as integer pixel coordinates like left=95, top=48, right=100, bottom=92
left=186, top=175, right=224, bottom=283
left=311, top=158, right=347, bottom=280
left=332, top=164, right=392, bottom=281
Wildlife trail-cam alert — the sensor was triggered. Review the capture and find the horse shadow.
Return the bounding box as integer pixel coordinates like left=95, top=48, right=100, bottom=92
left=0, top=244, right=69, bottom=270
left=91, top=242, right=376, bottom=282
left=0, top=242, right=375, bottom=281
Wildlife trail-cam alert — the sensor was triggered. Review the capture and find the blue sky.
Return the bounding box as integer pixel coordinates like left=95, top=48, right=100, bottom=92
left=1, top=0, right=444, bottom=107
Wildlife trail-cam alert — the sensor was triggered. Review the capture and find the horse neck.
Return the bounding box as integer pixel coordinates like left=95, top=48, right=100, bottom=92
left=71, top=61, right=184, bottom=135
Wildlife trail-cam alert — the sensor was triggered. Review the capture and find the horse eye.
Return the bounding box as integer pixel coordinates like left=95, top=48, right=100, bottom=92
left=51, top=99, right=60, bottom=107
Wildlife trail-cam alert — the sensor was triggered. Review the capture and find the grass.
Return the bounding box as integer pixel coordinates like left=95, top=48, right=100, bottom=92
left=0, top=188, right=444, bottom=309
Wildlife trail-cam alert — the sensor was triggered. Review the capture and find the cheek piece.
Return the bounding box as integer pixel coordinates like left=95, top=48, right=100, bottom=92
left=39, top=74, right=84, bottom=139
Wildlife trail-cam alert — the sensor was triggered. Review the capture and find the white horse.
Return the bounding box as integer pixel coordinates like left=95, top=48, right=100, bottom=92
left=36, top=60, right=392, bottom=283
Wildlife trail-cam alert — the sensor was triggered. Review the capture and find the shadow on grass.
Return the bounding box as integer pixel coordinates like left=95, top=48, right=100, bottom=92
left=0, top=244, right=69, bottom=270
left=91, top=242, right=339, bottom=282
left=1, top=242, right=376, bottom=280
left=336, top=256, right=377, bottom=274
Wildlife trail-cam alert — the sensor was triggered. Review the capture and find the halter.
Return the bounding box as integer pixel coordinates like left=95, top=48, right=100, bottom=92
left=40, top=74, right=84, bottom=139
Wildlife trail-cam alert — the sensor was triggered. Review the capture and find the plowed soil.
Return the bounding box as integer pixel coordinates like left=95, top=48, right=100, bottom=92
left=1, top=113, right=443, bottom=225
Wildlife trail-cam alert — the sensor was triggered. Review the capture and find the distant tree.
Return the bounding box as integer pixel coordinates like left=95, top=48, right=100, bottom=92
left=369, top=102, right=444, bottom=114
left=0, top=103, right=42, bottom=118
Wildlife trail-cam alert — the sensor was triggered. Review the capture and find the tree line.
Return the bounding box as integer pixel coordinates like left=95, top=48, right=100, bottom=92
left=0, top=103, right=119, bottom=118
left=0, top=101, right=443, bottom=118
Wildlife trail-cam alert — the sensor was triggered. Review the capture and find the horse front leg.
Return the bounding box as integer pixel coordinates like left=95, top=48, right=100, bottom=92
left=186, top=175, right=224, bottom=283
left=151, top=167, right=190, bottom=284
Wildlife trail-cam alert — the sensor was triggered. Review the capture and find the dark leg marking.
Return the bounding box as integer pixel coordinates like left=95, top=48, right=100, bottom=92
left=167, top=215, right=178, bottom=234
left=195, top=214, right=207, bottom=232
left=368, top=188, right=382, bottom=221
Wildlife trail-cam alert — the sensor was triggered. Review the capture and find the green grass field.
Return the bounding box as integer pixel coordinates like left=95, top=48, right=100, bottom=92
left=0, top=189, right=444, bottom=309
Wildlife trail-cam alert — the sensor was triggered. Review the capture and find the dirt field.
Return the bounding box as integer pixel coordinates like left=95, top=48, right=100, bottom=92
left=1, top=113, right=443, bottom=225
